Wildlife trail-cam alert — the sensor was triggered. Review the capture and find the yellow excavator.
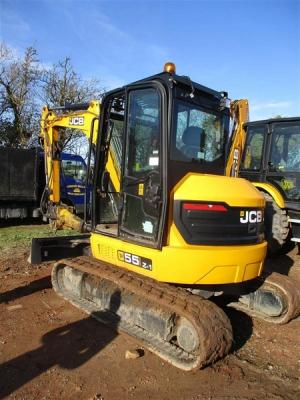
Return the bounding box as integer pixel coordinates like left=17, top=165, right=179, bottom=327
left=38, top=100, right=99, bottom=231
left=31, top=63, right=300, bottom=371
left=39, top=101, right=120, bottom=232
left=39, top=99, right=121, bottom=231
left=239, top=117, right=300, bottom=254
left=226, top=103, right=300, bottom=254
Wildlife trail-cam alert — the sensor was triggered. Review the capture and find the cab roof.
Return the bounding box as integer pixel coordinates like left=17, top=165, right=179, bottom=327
left=131, top=71, right=227, bottom=100
left=109, top=71, right=228, bottom=102
left=246, top=116, right=300, bottom=127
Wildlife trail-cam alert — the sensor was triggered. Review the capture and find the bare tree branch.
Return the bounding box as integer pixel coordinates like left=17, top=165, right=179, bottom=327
left=0, top=44, right=104, bottom=154
left=40, top=57, right=104, bottom=149
left=0, top=43, right=41, bottom=147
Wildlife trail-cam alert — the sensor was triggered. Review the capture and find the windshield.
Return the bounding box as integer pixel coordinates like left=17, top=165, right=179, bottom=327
left=171, top=100, right=227, bottom=166
left=270, top=122, right=300, bottom=173
left=61, top=159, right=86, bottom=181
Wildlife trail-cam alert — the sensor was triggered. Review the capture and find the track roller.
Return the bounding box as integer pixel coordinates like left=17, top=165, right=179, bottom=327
left=51, top=256, right=233, bottom=371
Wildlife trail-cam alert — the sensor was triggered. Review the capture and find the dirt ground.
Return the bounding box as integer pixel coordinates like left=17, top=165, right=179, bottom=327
left=0, top=230, right=299, bottom=400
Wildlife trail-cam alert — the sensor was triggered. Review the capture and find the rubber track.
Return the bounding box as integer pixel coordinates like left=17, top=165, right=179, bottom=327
left=52, top=256, right=233, bottom=371
left=229, top=272, right=300, bottom=324
left=263, top=193, right=289, bottom=255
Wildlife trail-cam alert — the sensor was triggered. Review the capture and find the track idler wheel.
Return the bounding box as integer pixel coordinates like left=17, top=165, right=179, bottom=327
left=230, top=272, right=300, bottom=324
left=176, top=318, right=200, bottom=353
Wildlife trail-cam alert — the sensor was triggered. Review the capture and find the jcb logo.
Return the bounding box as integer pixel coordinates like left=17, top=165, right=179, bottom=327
left=240, top=210, right=263, bottom=224
left=69, top=116, right=84, bottom=126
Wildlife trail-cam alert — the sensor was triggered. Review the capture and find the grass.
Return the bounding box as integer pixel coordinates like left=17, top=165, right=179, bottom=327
left=0, top=222, right=77, bottom=253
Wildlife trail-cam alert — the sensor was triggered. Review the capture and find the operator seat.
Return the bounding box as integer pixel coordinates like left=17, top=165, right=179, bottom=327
left=181, top=126, right=205, bottom=159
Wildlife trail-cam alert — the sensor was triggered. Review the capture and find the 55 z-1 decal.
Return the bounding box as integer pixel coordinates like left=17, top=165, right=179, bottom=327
left=117, top=250, right=152, bottom=271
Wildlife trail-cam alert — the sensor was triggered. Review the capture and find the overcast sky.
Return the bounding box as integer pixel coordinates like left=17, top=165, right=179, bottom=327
left=0, top=0, right=299, bottom=120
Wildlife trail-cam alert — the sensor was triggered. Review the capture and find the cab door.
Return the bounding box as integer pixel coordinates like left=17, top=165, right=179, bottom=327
left=240, top=124, right=268, bottom=182
left=119, top=85, right=166, bottom=248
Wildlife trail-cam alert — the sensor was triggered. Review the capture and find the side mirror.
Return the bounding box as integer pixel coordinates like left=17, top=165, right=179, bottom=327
left=101, top=171, right=110, bottom=192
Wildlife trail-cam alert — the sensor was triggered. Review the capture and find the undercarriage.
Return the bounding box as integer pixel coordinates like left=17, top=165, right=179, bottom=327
left=51, top=255, right=300, bottom=370
left=52, top=256, right=233, bottom=371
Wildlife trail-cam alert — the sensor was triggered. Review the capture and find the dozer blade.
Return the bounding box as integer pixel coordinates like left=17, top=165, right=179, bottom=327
left=51, top=256, right=233, bottom=371
left=229, top=272, right=300, bottom=324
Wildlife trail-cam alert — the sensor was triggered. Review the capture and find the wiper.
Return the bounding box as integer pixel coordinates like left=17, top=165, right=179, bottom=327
left=190, top=157, right=204, bottom=164
left=182, top=75, right=195, bottom=99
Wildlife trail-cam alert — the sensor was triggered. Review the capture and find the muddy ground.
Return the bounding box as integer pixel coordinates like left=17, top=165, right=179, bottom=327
left=0, top=231, right=299, bottom=399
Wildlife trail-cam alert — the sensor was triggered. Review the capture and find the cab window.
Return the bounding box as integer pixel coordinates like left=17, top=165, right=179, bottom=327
left=126, top=89, right=160, bottom=176
left=61, top=159, right=86, bottom=181
left=171, top=100, right=226, bottom=165
left=270, top=123, right=300, bottom=172
left=241, top=126, right=265, bottom=171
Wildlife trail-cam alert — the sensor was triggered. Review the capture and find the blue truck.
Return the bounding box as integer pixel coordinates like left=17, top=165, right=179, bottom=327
left=0, top=148, right=88, bottom=219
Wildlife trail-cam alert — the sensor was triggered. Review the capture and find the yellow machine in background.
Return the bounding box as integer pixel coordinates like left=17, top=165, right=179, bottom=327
left=31, top=63, right=300, bottom=371
left=40, top=101, right=100, bottom=230
left=40, top=101, right=121, bottom=231
left=239, top=117, right=300, bottom=253
left=226, top=102, right=300, bottom=253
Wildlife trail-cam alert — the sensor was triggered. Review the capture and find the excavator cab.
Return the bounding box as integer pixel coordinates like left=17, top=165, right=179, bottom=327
left=94, top=80, right=229, bottom=244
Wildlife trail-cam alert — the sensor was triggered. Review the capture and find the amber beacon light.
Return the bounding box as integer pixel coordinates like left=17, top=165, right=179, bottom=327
left=163, top=62, right=176, bottom=74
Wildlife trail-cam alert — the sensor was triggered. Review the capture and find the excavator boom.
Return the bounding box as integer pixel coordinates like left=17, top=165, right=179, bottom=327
left=40, top=100, right=123, bottom=231
left=226, top=99, right=249, bottom=177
